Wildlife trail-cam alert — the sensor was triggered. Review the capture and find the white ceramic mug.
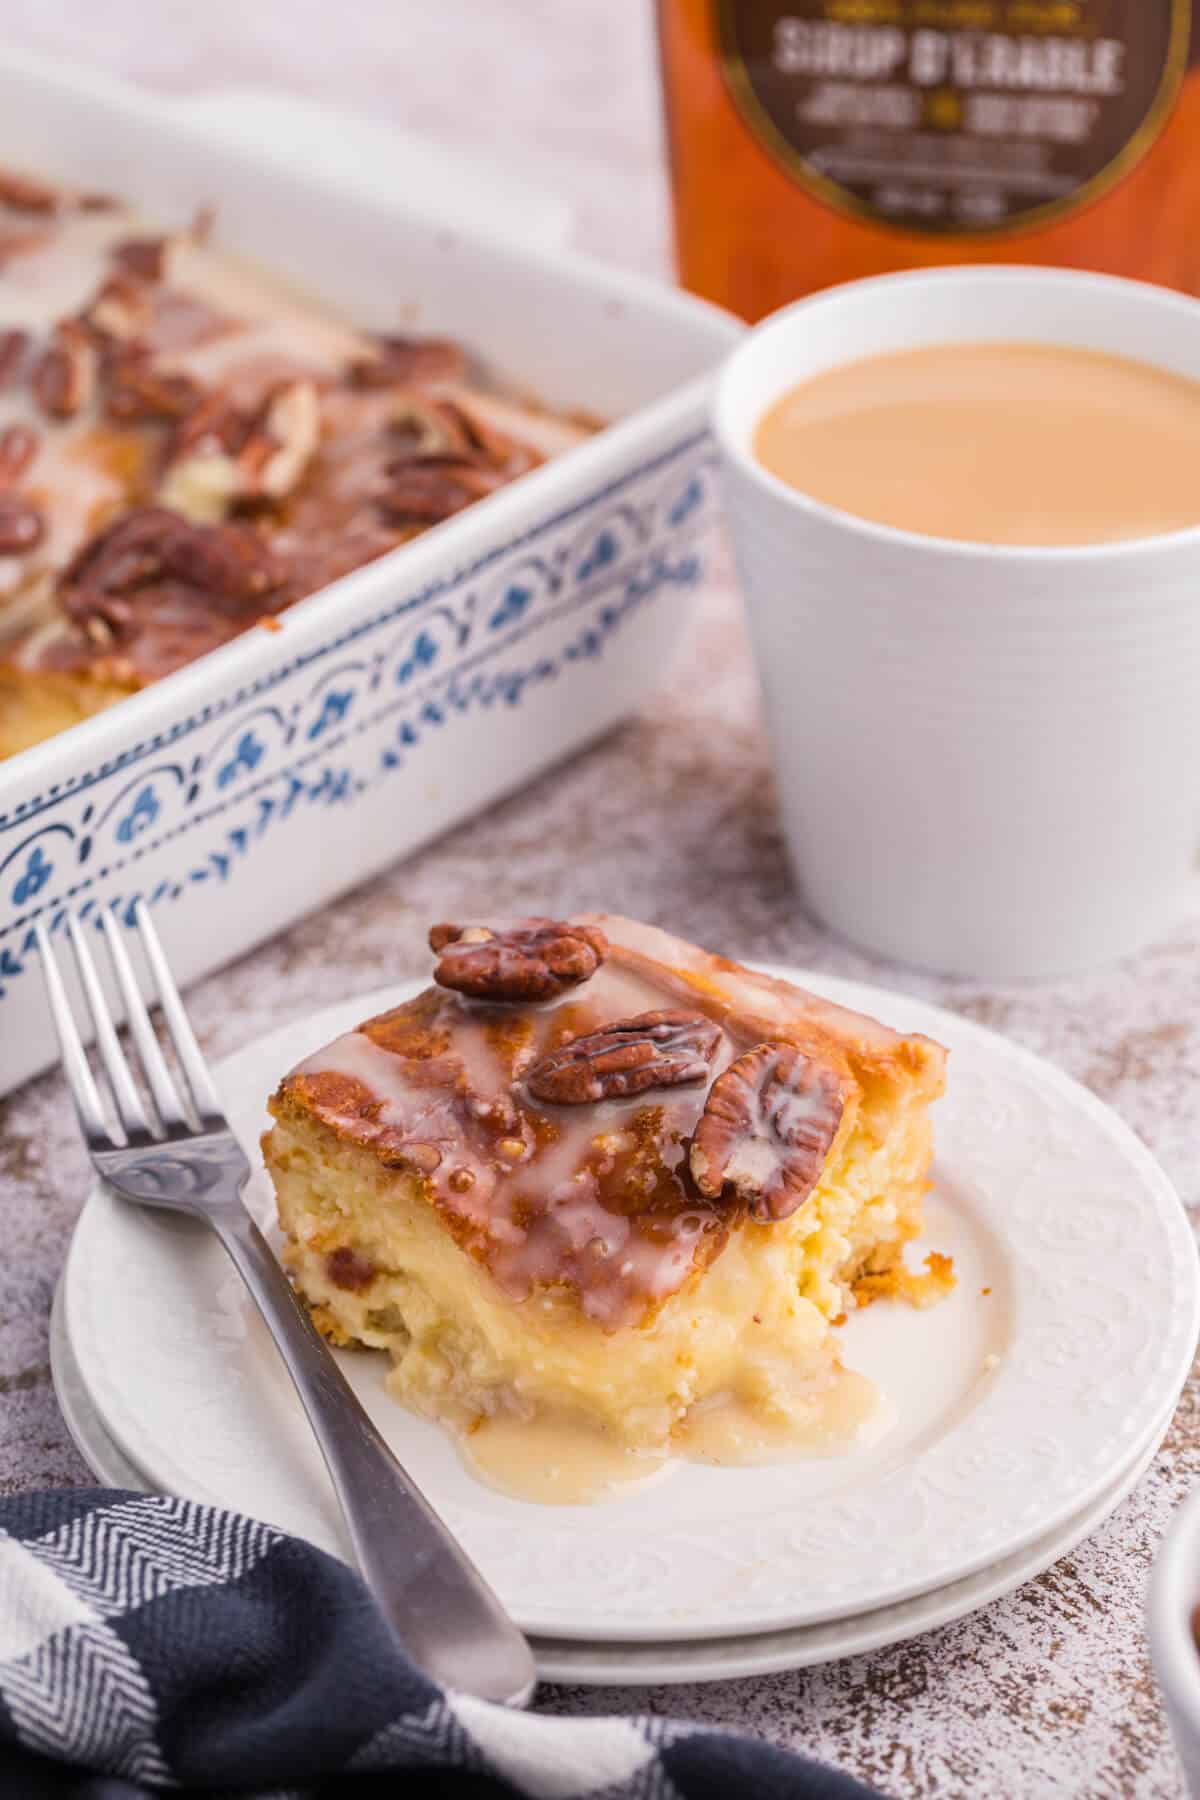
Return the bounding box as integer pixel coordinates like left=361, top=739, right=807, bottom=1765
left=713, top=267, right=1200, bottom=981
left=1149, top=1484, right=1200, bottom=1797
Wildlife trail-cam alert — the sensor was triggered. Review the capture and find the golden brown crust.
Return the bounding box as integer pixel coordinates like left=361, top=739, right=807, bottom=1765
left=853, top=1249, right=957, bottom=1310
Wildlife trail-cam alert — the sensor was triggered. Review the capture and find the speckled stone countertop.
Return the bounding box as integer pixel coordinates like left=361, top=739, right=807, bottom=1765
left=2, top=5, right=1198, bottom=1794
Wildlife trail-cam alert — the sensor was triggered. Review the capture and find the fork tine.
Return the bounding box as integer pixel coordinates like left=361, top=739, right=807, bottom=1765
left=65, top=913, right=152, bottom=1142
left=99, top=908, right=190, bottom=1132
left=34, top=921, right=111, bottom=1144
left=132, top=900, right=223, bottom=1125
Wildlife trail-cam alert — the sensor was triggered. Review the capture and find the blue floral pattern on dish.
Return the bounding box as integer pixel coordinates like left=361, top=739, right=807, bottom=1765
left=11, top=845, right=52, bottom=909
left=217, top=731, right=266, bottom=788
left=307, top=689, right=354, bottom=741
left=0, top=437, right=716, bottom=1008
left=115, top=784, right=160, bottom=844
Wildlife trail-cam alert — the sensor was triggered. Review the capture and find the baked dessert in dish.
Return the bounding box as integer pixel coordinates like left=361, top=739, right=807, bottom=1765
left=0, top=163, right=591, bottom=760
left=263, top=914, right=951, bottom=1503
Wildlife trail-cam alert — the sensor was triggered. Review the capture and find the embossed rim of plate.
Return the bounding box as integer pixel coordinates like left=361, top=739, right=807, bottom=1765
left=63, top=966, right=1200, bottom=1642
left=533, top=1405, right=1172, bottom=1682
left=49, top=1279, right=1172, bottom=1686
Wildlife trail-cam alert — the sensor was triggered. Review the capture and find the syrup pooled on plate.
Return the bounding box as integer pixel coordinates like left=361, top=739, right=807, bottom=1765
left=462, top=1367, right=885, bottom=1508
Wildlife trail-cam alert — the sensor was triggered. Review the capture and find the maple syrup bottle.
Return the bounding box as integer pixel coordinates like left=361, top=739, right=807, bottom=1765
left=656, top=1, right=1200, bottom=320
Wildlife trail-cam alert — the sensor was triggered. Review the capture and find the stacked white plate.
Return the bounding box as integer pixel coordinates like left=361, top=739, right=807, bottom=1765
left=54, top=969, right=1200, bottom=1685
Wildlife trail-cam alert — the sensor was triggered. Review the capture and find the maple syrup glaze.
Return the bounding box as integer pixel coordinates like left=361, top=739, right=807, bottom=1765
left=462, top=1367, right=883, bottom=1505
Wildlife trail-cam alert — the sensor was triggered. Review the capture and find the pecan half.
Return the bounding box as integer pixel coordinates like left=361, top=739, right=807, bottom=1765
left=690, top=1043, right=847, bottom=1222
left=31, top=320, right=98, bottom=419
left=527, top=1010, right=721, bottom=1104
left=105, top=359, right=201, bottom=424
left=376, top=393, right=539, bottom=527
left=0, top=423, right=39, bottom=486
left=111, top=236, right=169, bottom=280
left=58, top=506, right=285, bottom=633
left=388, top=396, right=472, bottom=458
left=157, top=516, right=284, bottom=604
left=0, top=167, right=59, bottom=213
left=430, top=919, right=608, bottom=1002
left=0, top=329, right=28, bottom=389
left=379, top=458, right=505, bottom=524
left=247, top=378, right=320, bottom=500
left=348, top=334, right=467, bottom=389
left=60, top=508, right=173, bottom=601
left=0, top=494, right=45, bottom=554
left=442, top=399, right=539, bottom=477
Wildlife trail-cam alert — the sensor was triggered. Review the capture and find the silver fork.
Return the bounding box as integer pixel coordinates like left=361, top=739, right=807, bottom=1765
left=37, top=900, right=536, bottom=1708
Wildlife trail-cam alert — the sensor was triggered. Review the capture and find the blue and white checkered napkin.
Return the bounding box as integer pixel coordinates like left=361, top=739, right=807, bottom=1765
left=0, top=1489, right=880, bottom=1799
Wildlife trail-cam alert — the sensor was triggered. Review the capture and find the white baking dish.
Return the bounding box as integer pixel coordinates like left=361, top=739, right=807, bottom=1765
left=0, top=52, right=741, bottom=1095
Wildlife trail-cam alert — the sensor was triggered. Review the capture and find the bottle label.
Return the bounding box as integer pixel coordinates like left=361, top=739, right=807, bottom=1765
left=715, top=1, right=1191, bottom=234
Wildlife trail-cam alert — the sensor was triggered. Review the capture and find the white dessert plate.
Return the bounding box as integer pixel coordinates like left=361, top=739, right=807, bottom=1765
left=61, top=967, right=1200, bottom=1643
left=50, top=1279, right=1173, bottom=1686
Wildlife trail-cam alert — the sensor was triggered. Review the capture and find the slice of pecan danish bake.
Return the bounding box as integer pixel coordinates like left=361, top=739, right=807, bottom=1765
left=262, top=915, right=951, bottom=1502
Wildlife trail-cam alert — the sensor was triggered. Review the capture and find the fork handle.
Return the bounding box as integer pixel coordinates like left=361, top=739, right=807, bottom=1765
left=211, top=1206, right=536, bottom=1707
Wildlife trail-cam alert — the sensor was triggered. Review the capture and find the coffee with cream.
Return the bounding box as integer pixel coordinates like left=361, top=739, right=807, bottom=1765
left=754, top=342, right=1200, bottom=547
